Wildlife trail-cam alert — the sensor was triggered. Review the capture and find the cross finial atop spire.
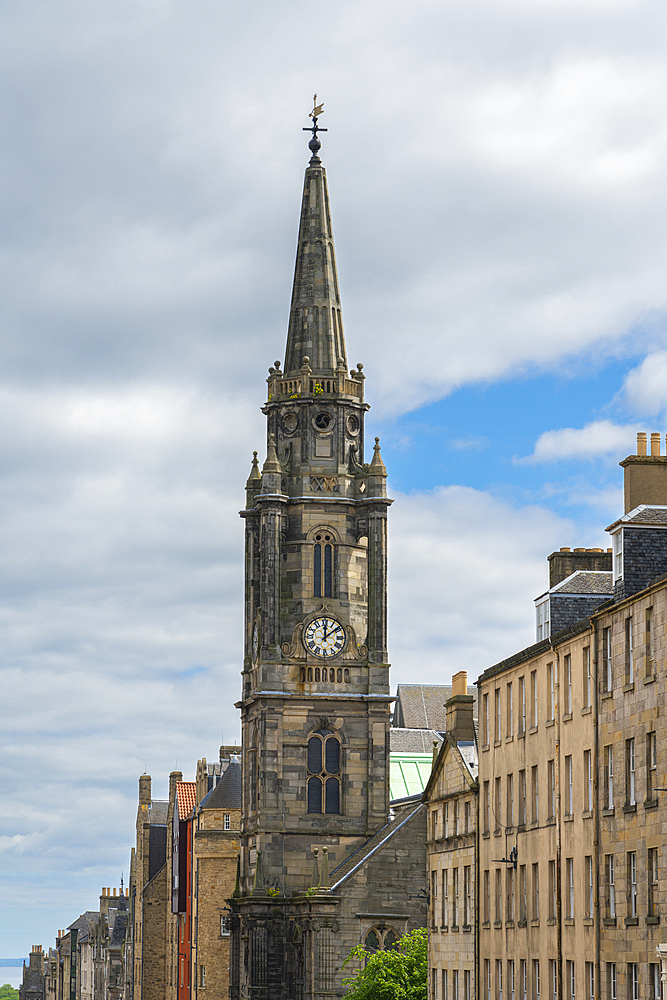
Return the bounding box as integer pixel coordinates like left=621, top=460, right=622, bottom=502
left=303, top=94, right=327, bottom=162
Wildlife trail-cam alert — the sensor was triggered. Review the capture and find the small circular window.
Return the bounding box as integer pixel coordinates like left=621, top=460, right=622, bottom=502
left=313, top=412, right=332, bottom=431
left=346, top=414, right=359, bottom=435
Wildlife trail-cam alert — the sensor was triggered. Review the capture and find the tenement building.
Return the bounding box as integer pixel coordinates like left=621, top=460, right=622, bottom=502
left=475, top=433, right=667, bottom=1000
left=228, top=110, right=426, bottom=1000
left=423, top=672, right=478, bottom=1000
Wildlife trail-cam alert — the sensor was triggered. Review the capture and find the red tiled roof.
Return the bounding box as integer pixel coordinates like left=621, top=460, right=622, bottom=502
left=177, top=782, right=197, bottom=819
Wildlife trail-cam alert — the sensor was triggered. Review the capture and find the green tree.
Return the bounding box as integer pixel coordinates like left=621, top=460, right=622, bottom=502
left=0, top=984, right=20, bottom=1000
left=341, top=927, right=427, bottom=1000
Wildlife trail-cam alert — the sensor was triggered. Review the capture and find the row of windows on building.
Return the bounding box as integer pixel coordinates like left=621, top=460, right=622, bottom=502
left=431, top=967, right=473, bottom=1000
left=481, top=732, right=657, bottom=832
left=299, top=666, right=351, bottom=684
left=482, top=615, right=658, bottom=746
left=481, top=960, right=662, bottom=1000
left=430, top=797, right=474, bottom=841
left=430, top=865, right=474, bottom=928
left=480, top=847, right=660, bottom=926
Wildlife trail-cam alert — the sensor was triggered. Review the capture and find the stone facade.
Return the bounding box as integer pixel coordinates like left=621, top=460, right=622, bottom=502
left=596, top=573, right=666, bottom=1000
left=473, top=434, right=667, bottom=1000
left=424, top=672, right=478, bottom=1000
left=129, top=774, right=169, bottom=1000
left=477, top=619, right=598, bottom=1000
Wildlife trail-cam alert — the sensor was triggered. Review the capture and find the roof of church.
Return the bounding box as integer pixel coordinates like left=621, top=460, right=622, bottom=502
left=149, top=800, right=168, bottom=825
left=283, top=134, right=347, bottom=377
left=200, top=760, right=242, bottom=810
left=392, top=684, right=478, bottom=730
left=390, top=728, right=442, bottom=752
left=177, top=782, right=197, bottom=820
left=329, top=802, right=424, bottom=890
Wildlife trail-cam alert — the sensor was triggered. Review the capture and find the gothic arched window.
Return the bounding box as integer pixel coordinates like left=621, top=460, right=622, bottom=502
left=314, top=533, right=333, bottom=598
left=364, top=926, right=400, bottom=955
left=307, top=728, right=341, bottom=814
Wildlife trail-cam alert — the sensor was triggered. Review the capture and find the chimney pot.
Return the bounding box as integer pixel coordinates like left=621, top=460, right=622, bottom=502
left=573, top=547, right=585, bottom=552
left=651, top=432, right=661, bottom=456
left=560, top=547, right=571, bottom=552
left=451, top=670, right=467, bottom=697
left=113, top=887, right=117, bottom=896
left=637, top=432, right=647, bottom=456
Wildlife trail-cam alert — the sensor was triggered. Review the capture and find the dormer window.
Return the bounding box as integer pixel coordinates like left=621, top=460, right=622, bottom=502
left=612, top=530, right=623, bottom=582
left=536, top=599, right=550, bottom=641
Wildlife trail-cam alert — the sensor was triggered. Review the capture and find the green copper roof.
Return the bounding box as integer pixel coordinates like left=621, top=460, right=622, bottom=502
left=390, top=752, right=434, bottom=801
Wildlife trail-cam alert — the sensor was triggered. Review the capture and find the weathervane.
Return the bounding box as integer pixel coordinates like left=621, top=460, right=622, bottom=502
left=303, top=94, right=327, bottom=161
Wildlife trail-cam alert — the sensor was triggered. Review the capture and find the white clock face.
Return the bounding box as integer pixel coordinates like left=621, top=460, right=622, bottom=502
left=304, top=617, right=346, bottom=658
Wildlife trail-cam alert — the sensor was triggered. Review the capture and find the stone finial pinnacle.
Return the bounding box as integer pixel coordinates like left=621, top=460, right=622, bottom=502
left=246, top=451, right=261, bottom=486
left=262, top=434, right=282, bottom=476
left=369, top=437, right=386, bottom=474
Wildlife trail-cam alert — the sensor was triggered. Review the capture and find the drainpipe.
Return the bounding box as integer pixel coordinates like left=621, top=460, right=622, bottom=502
left=592, top=618, right=600, bottom=1000
left=554, top=645, right=563, bottom=1000
left=475, top=773, right=480, bottom=1000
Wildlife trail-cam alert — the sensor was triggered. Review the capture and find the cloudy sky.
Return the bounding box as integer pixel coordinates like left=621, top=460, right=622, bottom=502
left=2, top=0, right=667, bottom=959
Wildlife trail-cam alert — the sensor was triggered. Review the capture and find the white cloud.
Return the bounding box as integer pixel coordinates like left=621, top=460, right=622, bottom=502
left=623, top=350, right=667, bottom=417
left=388, top=484, right=603, bottom=681
left=523, top=420, right=639, bottom=463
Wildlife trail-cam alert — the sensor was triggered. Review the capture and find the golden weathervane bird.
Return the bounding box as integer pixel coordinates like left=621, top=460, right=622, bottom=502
left=310, top=94, right=325, bottom=119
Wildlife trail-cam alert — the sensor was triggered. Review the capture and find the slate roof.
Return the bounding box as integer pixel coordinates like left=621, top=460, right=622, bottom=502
left=200, top=760, right=242, bottom=810
left=177, top=782, right=197, bottom=820
left=550, top=570, right=613, bottom=595
left=68, top=912, right=99, bottom=943
left=329, top=802, right=424, bottom=889
left=390, top=728, right=443, bottom=752
left=150, top=800, right=168, bottom=825
left=607, top=504, right=667, bottom=530
left=457, top=740, right=478, bottom=780
left=393, top=684, right=478, bottom=730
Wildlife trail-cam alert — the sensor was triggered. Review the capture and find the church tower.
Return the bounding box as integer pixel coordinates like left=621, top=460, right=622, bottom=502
left=230, top=109, right=394, bottom=999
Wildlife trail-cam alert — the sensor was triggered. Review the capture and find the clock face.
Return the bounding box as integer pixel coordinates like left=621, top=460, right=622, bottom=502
left=304, top=617, right=346, bottom=658
left=252, top=622, right=259, bottom=661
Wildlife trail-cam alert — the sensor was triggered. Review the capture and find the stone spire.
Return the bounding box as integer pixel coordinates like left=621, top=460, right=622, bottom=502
left=284, top=109, right=347, bottom=377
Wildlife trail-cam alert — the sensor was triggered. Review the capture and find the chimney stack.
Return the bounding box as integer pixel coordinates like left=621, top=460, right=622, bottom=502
left=445, top=671, right=475, bottom=741
left=620, top=432, right=667, bottom=513
left=139, top=774, right=151, bottom=806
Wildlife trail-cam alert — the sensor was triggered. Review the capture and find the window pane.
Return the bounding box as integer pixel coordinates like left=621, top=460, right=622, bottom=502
left=314, top=544, right=322, bottom=597
left=384, top=930, right=398, bottom=951
left=325, top=776, right=340, bottom=814
left=324, top=544, right=332, bottom=598
left=308, top=736, right=322, bottom=774
left=365, top=931, right=379, bottom=953
left=307, top=776, right=322, bottom=813
left=325, top=736, right=340, bottom=774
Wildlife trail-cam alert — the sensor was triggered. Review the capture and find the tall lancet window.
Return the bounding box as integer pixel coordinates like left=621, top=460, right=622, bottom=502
left=307, top=728, right=341, bottom=813
left=314, top=533, right=333, bottom=598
